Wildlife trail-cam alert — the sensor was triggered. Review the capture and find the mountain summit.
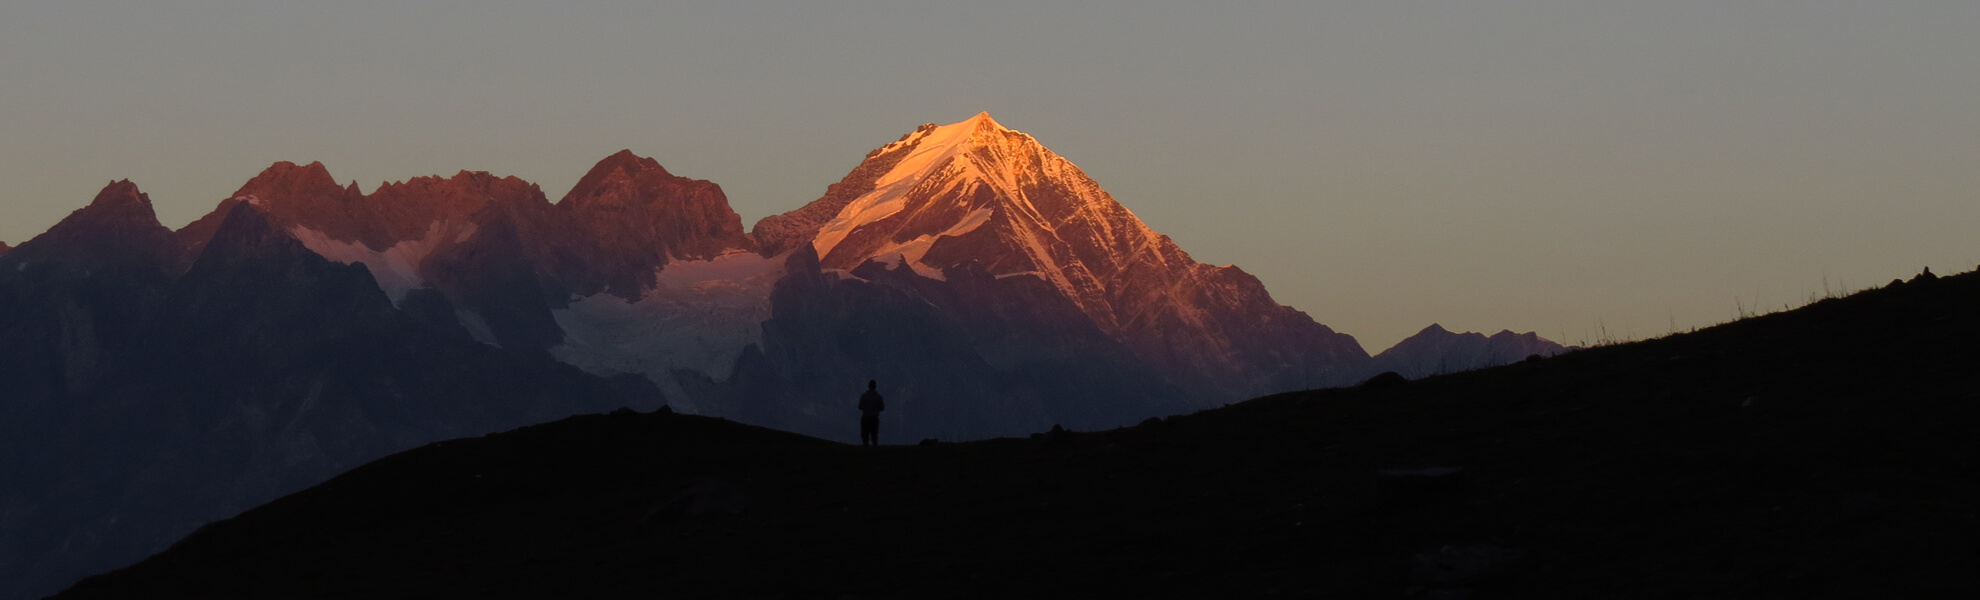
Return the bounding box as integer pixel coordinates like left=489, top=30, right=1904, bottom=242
left=757, top=113, right=1370, bottom=400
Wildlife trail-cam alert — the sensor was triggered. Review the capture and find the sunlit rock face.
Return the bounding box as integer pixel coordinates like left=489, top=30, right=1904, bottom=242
left=171, top=153, right=770, bottom=375
left=179, top=153, right=757, bottom=304
left=556, top=150, right=758, bottom=295
left=755, top=113, right=1372, bottom=403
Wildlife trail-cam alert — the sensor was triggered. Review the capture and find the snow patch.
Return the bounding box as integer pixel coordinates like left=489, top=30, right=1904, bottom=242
left=456, top=310, right=500, bottom=346
left=812, top=114, right=1008, bottom=258
left=806, top=113, right=1099, bottom=300
left=288, top=221, right=477, bottom=303
left=865, top=252, right=945, bottom=280
left=857, top=206, right=994, bottom=282
left=549, top=250, right=785, bottom=412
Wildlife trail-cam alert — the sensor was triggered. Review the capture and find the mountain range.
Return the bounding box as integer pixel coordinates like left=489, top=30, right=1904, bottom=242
left=1372, top=324, right=1578, bottom=379
left=0, top=113, right=1566, bottom=598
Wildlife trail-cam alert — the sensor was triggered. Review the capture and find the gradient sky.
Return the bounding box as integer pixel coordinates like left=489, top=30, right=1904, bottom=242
left=3, top=1, right=1976, bottom=350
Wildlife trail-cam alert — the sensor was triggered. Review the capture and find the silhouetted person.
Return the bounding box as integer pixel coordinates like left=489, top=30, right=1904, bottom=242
left=858, top=380, right=885, bottom=446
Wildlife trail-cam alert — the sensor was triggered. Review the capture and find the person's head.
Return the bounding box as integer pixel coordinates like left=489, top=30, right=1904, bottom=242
left=868, top=379, right=877, bottom=390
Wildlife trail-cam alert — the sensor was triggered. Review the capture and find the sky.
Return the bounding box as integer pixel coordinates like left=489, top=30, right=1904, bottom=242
left=2, top=1, right=1976, bottom=351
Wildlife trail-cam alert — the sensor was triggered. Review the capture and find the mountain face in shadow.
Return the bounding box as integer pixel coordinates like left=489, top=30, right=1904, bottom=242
left=0, top=184, right=659, bottom=600
left=698, top=246, right=1192, bottom=441
left=52, top=267, right=1980, bottom=598
left=2, top=114, right=1567, bottom=598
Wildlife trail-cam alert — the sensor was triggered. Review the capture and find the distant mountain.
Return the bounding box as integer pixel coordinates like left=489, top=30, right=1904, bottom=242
left=1373, top=324, right=1575, bottom=379
left=0, top=240, right=12, bottom=255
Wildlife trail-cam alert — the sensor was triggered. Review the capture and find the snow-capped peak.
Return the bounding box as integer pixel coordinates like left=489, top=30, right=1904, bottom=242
left=798, top=111, right=1178, bottom=315
left=811, top=113, right=1015, bottom=258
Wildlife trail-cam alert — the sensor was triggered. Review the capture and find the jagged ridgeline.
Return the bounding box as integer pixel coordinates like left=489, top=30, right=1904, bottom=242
left=149, top=112, right=1567, bottom=441
left=0, top=113, right=1566, bottom=599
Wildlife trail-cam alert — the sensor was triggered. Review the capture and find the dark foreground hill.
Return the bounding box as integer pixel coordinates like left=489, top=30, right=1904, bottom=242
left=60, top=268, right=1980, bottom=598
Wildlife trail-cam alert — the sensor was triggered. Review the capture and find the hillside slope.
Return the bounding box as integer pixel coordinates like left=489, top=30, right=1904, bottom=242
left=58, top=268, right=1980, bottom=598
left=56, top=261, right=1980, bottom=600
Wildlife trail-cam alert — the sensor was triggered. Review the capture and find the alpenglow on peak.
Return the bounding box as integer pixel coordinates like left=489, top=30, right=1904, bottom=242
left=747, top=110, right=1376, bottom=411
left=805, top=111, right=1105, bottom=269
